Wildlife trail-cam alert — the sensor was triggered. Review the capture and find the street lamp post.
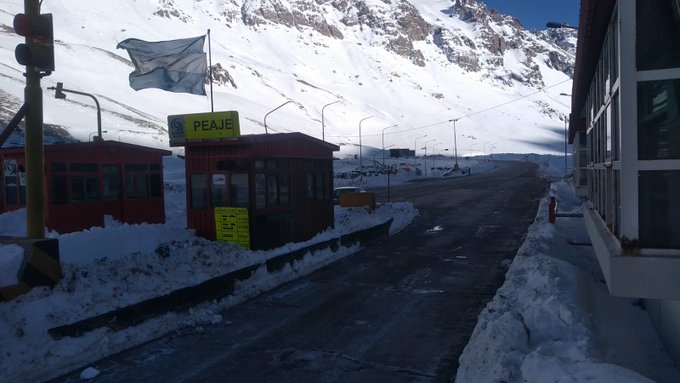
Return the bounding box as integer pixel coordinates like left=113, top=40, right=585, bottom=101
left=359, top=116, right=374, bottom=183
left=321, top=100, right=340, bottom=141
left=414, top=135, right=427, bottom=174
left=48, top=82, right=103, bottom=141
left=381, top=124, right=398, bottom=166
left=423, top=139, right=436, bottom=176
left=432, top=142, right=443, bottom=170
left=449, top=119, right=460, bottom=170
left=264, top=100, right=293, bottom=134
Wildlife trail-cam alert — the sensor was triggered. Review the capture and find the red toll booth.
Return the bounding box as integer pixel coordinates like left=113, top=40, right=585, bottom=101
left=0, top=141, right=171, bottom=234
left=183, top=132, right=338, bottom=250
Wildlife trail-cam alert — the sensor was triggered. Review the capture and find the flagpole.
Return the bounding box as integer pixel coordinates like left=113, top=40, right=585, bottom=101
left=207, top=29, right=214, bottom=112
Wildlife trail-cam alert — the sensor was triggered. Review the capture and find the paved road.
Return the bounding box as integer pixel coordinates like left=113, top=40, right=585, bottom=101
left=52, top=160, right=547, bottom=383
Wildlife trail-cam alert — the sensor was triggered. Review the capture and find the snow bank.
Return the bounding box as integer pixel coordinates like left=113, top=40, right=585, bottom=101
left=456, top=180, right=680, bottom=383
left=0, top=244, right=23, bottom=288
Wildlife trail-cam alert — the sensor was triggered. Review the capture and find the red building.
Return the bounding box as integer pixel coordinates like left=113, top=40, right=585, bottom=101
left=184, top=132, right=338, bottom=250
left=1, top=141, right=171, bottom=234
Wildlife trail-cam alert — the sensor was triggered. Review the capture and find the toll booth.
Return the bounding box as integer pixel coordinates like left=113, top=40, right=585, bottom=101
left=0, top=141, right=171, bottom=234
left=183, top=132, right=339, bottom=250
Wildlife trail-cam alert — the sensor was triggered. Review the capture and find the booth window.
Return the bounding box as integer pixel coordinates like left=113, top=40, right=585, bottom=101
left=211, top=173, right=228, bottom=207
left=50, top=162, right=67, bottom=205
left=124, top=163, right=161, bottom=199
left=191, top=174, right=208, bottom=209
left=102, top=165, right=121, bottom=201
left=255, top=159, right=290, bottom=207
left=231, top=173, right=249, bottom=208
left=69, top=163, right=98, bottom=202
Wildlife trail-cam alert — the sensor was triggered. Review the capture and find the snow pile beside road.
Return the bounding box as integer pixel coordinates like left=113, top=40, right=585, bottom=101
left=456, top=181, right=680, bottom=383
left=0, top=202, right=417, bottom=383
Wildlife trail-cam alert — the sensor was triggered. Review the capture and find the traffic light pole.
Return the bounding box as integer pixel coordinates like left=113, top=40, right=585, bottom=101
left=23, top=0, right=45, bottom=238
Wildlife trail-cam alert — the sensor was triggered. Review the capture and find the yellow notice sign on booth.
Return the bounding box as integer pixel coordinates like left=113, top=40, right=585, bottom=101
left=168, top=111, right=240, bottom=146
left=214, top=207, right=250, bottom=248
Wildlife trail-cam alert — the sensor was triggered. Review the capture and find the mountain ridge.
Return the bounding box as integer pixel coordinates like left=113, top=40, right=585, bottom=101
left=0, top=0, right=576, bottom=155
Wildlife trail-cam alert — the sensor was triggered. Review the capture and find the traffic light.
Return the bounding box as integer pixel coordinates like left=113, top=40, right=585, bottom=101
left=13, top=13, right=54, bottom=73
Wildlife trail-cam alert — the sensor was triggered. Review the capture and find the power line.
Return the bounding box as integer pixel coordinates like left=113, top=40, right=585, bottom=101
left=327, top=78, right=572, bottom=138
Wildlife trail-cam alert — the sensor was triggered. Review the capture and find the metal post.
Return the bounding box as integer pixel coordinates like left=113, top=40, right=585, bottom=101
left=48, top=84, right=103, bottom=141
left=414, top=135, right=426, bottom=175
left=381, top=124, right=397, bottom=166
left=450, top=119, right=459, bottom=170
left=24, top=0, right=45, bottom=238
left=423, top=139, right=435, bottom=176
left=207, top=29, right=214, bottom=113
left=358, top=116, right=373, bottom=183
left=321, top=100, right=340, bottom=141
left=264, top=100, right=293, bottom=134
left=564, top=117, right=568, bottom=178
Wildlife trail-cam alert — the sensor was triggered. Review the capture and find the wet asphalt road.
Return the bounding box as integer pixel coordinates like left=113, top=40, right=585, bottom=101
left=52, top=160, right=547, bottom=383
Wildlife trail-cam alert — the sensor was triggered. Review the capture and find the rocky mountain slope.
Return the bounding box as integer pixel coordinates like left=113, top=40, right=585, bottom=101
left=0, top=0, right=576, bottom=154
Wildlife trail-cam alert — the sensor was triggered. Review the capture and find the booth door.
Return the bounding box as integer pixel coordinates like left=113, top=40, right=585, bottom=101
left=188, top=172, right=249, bottom=241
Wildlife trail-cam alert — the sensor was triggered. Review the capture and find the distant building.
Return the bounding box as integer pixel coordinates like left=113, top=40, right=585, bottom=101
left=389, top=148, right=415, bottom=158
left=0, top=141, right=170, bottom=234
left=569, top=0, right=680, bottom=364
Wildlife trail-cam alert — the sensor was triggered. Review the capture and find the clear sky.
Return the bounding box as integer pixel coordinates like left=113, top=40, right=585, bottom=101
left=478, top=0, right=580, bottom=30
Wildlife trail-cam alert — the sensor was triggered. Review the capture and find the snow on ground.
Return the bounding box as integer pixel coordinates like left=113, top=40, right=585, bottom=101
left=2, top=155, right=679, bottom=383
left=456, top=180, right=680, bottom=383
left=0, top=156, right=418, bottom=383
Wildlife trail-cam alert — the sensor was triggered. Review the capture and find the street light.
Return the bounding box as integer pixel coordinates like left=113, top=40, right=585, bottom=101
left=48, top=82, right=103, bottom=141
left=423, top=139, right=436, bottom=176
left=359, top=115, right=374, bottom=183
left=264, top=100, right=293, bottom=134
left=449, top=119, right=460, bottom=170
left=381, top=124, right=398, bottom=166
left=432, top=142, right=443, bottom=170
left=414, top=134, right=427, bottom=158
left=321, top=100, right=340, bottom=141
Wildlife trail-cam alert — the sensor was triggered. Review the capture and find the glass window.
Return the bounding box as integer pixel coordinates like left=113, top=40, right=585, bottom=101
left=279, top=174, right=289, bottom=205
left=72, top=176, right=98, bottom=202
left=231, top=173, right=249, bottom=208
left=51, top=175, right=67, bottom=205
left=71, top=176, right=84, bottom=202
left=150, top=174, right=162, bottom=197
left=135, top=174, right=148, bottom=198
left=637, top=79, right=680, bottom=160
left=267, top=175, right=279, bottom=205
left=102, top=165, right=121, bottom=201
left=636, top=0, right=680, bottom=71
left=125, top=174, right=135, bottom=199
left=315, top=172, right=324, bottom=200
left=211, top=173, right=228, bottom=207
left=639, top=170, right=680, bottom=248
left=190, top=174, right=208, bottom=209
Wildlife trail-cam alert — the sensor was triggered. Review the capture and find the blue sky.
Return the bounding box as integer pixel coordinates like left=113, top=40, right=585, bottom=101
left=478, top=1, right=580, bottom=30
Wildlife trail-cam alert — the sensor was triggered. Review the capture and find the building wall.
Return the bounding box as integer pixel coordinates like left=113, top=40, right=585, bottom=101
left=580, top=0, right=680, bottom=367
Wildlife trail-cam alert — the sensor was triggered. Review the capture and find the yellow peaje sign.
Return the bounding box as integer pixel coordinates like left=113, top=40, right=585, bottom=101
left=214, top=207, right=250, bottom=249
left=167, top=111, right=240, bottom=146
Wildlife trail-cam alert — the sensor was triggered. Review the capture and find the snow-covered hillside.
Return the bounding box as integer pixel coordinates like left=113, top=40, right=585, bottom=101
left=0, top=0, right=574, bottom=155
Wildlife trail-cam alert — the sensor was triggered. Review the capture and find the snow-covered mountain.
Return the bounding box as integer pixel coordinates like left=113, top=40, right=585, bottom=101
left=0, top=0, right=575, bottom=155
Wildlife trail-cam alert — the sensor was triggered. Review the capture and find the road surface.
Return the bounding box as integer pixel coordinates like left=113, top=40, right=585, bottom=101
left=52, top=160, right=548, bottom=383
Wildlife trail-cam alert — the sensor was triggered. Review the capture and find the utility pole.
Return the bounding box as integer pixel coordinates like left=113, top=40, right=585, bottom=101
left=15, top=0, right=54, bottom=238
